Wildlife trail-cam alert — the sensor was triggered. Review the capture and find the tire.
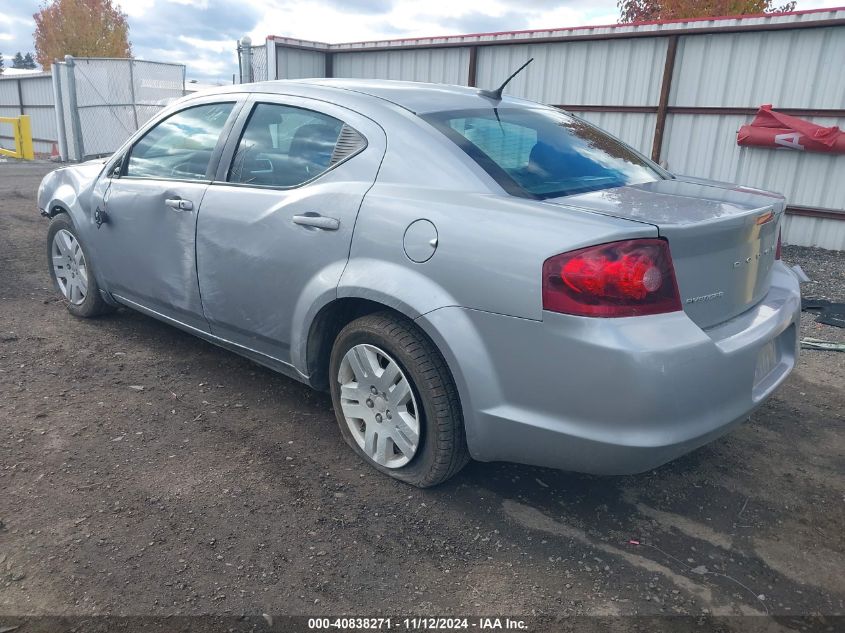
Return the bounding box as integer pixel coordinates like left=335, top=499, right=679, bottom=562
left=47, top=214, right=113, bottom=318
left=329, top=311, right=469, bottom=487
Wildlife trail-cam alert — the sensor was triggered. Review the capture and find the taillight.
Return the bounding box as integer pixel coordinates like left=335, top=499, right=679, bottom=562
left=542, top=239, right=682, bottom=317
left=775, top=228, right=782, bottom=260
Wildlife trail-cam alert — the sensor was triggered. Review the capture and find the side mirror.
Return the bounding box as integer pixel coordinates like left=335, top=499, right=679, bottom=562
left=108, top=155, right=124, bottom=178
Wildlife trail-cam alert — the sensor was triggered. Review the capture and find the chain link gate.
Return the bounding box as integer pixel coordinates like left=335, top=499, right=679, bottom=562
left=54, top=56, right=186, bottom=161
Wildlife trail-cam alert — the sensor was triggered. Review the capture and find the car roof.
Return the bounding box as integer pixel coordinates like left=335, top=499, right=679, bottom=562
left=202, top=78, right=534, bottom=115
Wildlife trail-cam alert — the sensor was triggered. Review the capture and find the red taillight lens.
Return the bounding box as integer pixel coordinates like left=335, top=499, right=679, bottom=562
left=542, top=239, right=682, bottom=317
left=775, top=228, right=782, bottom=260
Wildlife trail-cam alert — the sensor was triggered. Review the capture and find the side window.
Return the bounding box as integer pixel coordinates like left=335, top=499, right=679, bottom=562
left=449, top=117, right=537, bottom=170
left=125, top=103, right=235, bottom=181
left=228, top=103, right=359, bottom=188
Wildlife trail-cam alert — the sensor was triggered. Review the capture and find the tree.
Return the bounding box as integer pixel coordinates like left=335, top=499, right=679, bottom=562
left=33, top=0, right=132, bottom=70
left=0, top=53, right=5, bottom=75
left=618, top=0, right=797, bottom=23
left=11, top=52, right=39, bottom=69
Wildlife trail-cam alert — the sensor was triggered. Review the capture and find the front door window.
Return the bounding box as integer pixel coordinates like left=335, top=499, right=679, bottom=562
left=125, top=103, right=235, bottom=181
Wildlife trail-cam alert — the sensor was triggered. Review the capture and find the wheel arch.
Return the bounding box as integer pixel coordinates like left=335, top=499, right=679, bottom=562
left=45, top=201, right=72, bottom=218
left=302, top=297, right=482, bottom=460
left=297, top=259, right=460, bottom=389
left=42, top=187, right=90, bottom=237
left=304, top=297, right=416, bottom=391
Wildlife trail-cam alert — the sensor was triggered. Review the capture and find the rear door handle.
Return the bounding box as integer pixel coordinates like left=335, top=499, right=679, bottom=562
left=292, top=214, right=340, bottom=231
left=165, top=197, right=193, bottom=211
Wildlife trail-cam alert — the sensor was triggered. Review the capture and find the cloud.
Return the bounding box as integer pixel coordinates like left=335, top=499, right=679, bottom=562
left=0, top=0, right=39, bottom=62
left=126, top=0, right=261, bottom=80
left=131, top=0, right=261, bottom=45
left=440, top=11, right=531, bottom=34
left=322, top=0, right=396, bottom=13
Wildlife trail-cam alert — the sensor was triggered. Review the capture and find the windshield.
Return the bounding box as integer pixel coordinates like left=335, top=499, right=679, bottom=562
left=422, top=107, right=664, bottom=199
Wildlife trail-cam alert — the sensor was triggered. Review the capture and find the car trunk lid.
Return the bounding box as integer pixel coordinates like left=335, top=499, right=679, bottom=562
left=547, top=177, right=784, bottom=329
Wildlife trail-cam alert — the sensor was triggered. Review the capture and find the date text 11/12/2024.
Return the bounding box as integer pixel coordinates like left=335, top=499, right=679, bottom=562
left=307, top=617, right=528, bottom=630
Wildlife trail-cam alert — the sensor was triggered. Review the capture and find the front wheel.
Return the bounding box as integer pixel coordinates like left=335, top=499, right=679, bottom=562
left=329, top=312, right=469, bottom=487
left=47, top=214, right=113, bottom=318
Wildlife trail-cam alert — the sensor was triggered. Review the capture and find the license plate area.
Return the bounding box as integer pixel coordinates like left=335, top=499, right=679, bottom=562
left=752, top=325, right=795, bottom=401
left=754, top=340, right=778, bottom=384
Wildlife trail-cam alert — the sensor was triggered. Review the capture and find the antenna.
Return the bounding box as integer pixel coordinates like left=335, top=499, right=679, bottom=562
left=478, top=58, right=534, bottom=101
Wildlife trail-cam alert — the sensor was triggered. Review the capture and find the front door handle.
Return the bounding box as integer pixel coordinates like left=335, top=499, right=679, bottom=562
left=165, top=197, right=193, bottom=211
left=292, top=214, right=340, bottom=231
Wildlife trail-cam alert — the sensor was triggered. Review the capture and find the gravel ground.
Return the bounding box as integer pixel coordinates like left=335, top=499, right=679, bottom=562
left=1, top=162, right=843, bottom=629
left=784, top=245, right=845, bottom=345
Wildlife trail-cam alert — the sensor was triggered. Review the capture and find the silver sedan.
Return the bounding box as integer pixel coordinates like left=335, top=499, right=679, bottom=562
left=38, top=79, right=801, bottom=486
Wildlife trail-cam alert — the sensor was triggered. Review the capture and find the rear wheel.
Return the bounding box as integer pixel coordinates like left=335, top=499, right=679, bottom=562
left=47, top=214, right=112, bottom=318
left=329, top=312, right=469, bottom=487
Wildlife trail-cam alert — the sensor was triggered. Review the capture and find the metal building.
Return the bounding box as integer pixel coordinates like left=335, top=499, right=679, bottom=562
left=0, top=71, right=56, bottom=157
left=257, top=7, right=845, bottom=250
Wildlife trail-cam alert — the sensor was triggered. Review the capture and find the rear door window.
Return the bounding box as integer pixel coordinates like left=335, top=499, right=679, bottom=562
left=423, top=107, right=663, bottom=199
left=228, top=103, right=356, bottom=188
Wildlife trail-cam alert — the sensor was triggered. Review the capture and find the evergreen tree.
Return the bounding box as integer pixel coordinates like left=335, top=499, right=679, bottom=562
left=12, top=52, right=25, bottom=68
left=0, top=53, right=5, bottom=74
left=22, top=52, right=37, bottom=69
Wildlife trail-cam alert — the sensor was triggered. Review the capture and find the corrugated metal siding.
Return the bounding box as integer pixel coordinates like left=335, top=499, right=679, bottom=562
left=277, top=48, right=326, bottom=79
left=476, top=39, right=667, bottom=106
left=0, top=74, right=57, bottom=155
left=0, top=80, right=21, bottom=108
left=662, top=114, right=845, bottom=211
left=782, top=214, right=845, bottom=250
left=670, top=27, right=845, bottom=109
left=18, top=75, right=54, bottom=108
left=574, top=111, right=657, bottom=157
left=317, top=8, right=845, bottom=48
left=332, top=48, right=471, bottom=84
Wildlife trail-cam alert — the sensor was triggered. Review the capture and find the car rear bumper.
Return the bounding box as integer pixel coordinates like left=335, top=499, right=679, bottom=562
left=417, top=262, right=801, bottom=475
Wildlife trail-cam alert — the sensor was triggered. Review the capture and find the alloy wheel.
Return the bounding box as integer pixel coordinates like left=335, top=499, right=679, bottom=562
left=51, top=229, right=88, bottom=305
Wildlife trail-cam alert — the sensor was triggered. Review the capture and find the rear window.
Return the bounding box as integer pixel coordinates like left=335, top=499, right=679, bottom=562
left=422, top=107, right=663, bottom=199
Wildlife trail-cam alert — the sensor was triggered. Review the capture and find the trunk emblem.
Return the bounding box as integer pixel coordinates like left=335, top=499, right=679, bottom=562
left=733, top=246, right=772, bottom=268
left=685, top=291, right=724, bottom=304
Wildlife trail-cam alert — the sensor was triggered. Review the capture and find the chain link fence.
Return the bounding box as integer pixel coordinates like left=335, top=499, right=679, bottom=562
left=237, top=42, right=268, bottom=83
left=250, top=45, right=268, bottom=82
left=54, top=56, right=185, bottom=161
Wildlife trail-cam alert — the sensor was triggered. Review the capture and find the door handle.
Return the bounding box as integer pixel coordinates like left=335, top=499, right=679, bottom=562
left=165, top=197, right=193, bottom=211
left=292, top=214, right=340, bottom=231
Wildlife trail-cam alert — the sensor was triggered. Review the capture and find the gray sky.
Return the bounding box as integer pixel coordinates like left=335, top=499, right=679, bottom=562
left=0, top=0, right=841, bottom=82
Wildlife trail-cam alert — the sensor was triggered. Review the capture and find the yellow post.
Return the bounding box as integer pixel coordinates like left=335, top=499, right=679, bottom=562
left=18, top=115, right=34, bottom=161
left=0, top=115, right=35, bottom=160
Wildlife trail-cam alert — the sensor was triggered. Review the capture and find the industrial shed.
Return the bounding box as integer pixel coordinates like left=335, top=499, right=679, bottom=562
left=253, top=7, right=845, bottom=250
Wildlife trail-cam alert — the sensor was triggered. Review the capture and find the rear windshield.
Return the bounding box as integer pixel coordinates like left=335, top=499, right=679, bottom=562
left=422, top=107, right=663, bottom=199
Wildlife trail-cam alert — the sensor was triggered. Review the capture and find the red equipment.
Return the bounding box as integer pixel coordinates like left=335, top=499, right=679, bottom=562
left=737, top=105, right=845, bottom=154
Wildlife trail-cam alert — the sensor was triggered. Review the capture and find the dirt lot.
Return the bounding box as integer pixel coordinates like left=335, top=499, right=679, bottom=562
left=1, top=162, right=843, bottom=626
